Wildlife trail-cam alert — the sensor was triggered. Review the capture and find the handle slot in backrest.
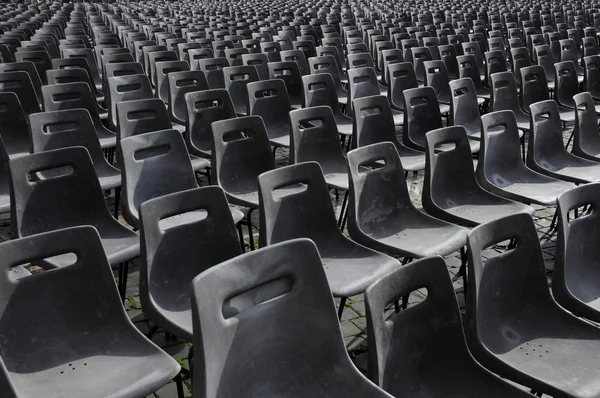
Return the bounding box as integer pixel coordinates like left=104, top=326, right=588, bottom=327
left=297, top=118, right=324, bottom=130
left=51, top=92, right=82, bottom=102
left=230, top=73, right=250, bottom=81
left=28, top=164, right=75, bottom=182
left=273, top=68, right=292, bottom=76
left=42, top=121, right=80, bottom=134
left=359, top=105, right=382, bottom=117
left=0, top=80, right=21, bottom=89
left=222, top=129, right=252, bottom=142
left=410, top=96, right=429, bottom=106
left=494, top=79, right=509, bottom=89
left=133, top=143, right=172, bottom=161
left=222, top=276, right=293, bottom=319
left=116, top=83, right=142, bottom=92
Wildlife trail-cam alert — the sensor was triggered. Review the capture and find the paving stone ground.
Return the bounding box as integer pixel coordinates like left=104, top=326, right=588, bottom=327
left=2, top=126, right=571, bottom=397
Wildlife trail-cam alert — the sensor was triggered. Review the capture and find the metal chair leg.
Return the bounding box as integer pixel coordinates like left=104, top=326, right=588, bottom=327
left=174, top=372, right=185, bottom=398
left=338, top=297, right=346, bottom=320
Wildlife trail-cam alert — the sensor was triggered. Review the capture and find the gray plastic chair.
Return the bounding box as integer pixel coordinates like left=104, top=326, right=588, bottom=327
left=309, top=55, right=348, bottom=105
left=465, top=212, right=600, bottom=397
left=573, top=92, right=600, bottom=161
left=198, top=57, right=229, bottom=89
left=289, top=105, right=348, bottom=192
left=554, top=183, right=600, bottom=323
left=490, top=71, right=531, bottom=132
left=527, top=100, right=600, bottom=184
left=140, top=185, right=242, bottom=341
left=0, top=137, right=11, bottom=215
left=478, top=110, right=575, bottom=205
left=223, top=65, right=260, bottom=115
left=41, top=82, right=116, bottom=149
left=0, top=92, right=30, bottom=159
left=184, top=89, right=237, bottom=159
left=191, top=238, right=393, bottom=398
left=0, top=226, right=180, bottom=398
left=267, top=60, right=304, bottom=108
left=155, top=60, right=189, bottom=104
left=102, top=61, right=145, bottom=102
left=301, top=73, right=352, bottom=136
left=423, top=126, right=534, bottom=227
left=167, top=70, right=209, bottom=126
left=247, top=78, right=292, bottom=148
left=520, top=65, right=576, bottom=124
left=0, top=71, right=41, bottom=115
left=0, top=61, right=43, bottom=106
left=347, top=142, right=467, bottom=258
left=29, top=108, right=121, bottom=207
left=258, top=161, right=400, bottom=313
left=107, top=74, right=153, bottom=131
left=353, top=95, right=426, bottom=171
left=365, top=256, right=534, bottom=398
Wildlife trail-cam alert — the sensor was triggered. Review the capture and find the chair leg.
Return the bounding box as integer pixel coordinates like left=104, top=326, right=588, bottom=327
left=113, top=187, right=120, bottom=218
left=565, top=130, right=575, bottom=151
left=338, top=297, right=346, bottom=320
left=174, top=372, right=185, bottom=398
left=460, top=247, right=468, bottom=295
left=247, top=208, right=255, bottom=250
left=236, top=223, right=245, bottom=253
left=520, top=135, right=526, bottom=161
left=337, top=190, right=349, bottom=228
left=118, top=261, right=129, bottom=303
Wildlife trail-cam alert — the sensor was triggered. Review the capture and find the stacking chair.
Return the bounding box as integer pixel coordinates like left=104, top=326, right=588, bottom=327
left=107, top=74, right=153, bottom=131
left=116, top=98, right=209, bottom=172
left=140, top=186, right=242, bottom=343
left=478, top=110, right=575, bottom=205
left=347, top=142, right=467, bottom=259
left=527, top=100, right=600, bottom=183
left=211, top=116, right=276, bottom=249
left=267, top=61, right=304, bottom=108
left=223, top=65, right=260, bottom=115
left=520, top=65, right=575, bottom=124
left=465, top=213, right=600, bottom=397
left=554, top=61, right=600, bottom=113
left=167, top=70, right=209, bottom=126
left=573, top=92, right=600, bottom=161
left=197, top=57, right=229, bottom=89
left=29, top=109, right=121, bottom=212
left=309, top=55, right=348, bottom=105
left=102, top=62, right=145, bottom=100
left=0, top=92, right=31, bottom=158
left=46, top=67, right=103, bottom=101
left=258, top=162, right=400, bottom=317
left=423, top=126, right=534, bottom=227
left=148, top=50, right=179, bottom=89
left=61, top=48, right=102, bottom=91
left=9, top=147, right=139, bottom=297
left=387, top=62, right=419, bottom=112
left=449, top=78, right=485, bottom=143
left=155, top=60, right=189, bottom=104
left=42, top=82, right=116, bottom=149
left=0, top=227, right=180, bottom=398
left=14, top=50, right=52, bottom=85
left=484, top=50, right=508, bottom=84
left=191, top=239, right=393, bottom=397
left=534, top=44, right=557, bottom=89
left=0, top=71, right=41, bottom=115
left=246, top=77, right=294, bottom=149
left=490, top=72, right=531, bottom=132
left=242, top=53, right=269, bottom=80
left=0, top=61, right=43, bottom=106
left=365, top=256, right=534, bottom=398
left=184, top=89, right=237, bottom=159
left=302, top=73, right=352, bottom=136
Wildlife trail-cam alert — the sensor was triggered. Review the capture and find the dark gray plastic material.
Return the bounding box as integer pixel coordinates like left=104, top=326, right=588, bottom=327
left=301, top=73, right=352, bottom=136
left=167, top=70, right=209, bottom=125
left=573, top=92, right=600, bottom=160
left=0, top=92, right=30, bottom=158
left=247, top=79, right=292, bottom=147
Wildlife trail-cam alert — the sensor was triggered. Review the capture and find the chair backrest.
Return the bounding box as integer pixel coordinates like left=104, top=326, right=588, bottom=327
left=364, top=254, right=470, bottom=394
left=347, top=52, right=376, bottom=70
left=387, top=62, right=418, bottom=111
left=139, top=185, right=241, bottom=339
left=424, top=59, right=452, bottom=104
left=45, top=67, right=91, bottom=88
left=573, top=92, right=600, bottom=158
left=438, top=44, right=460, bottom=79
left=527, top=99, right=569, bottom=166
left=14, top=50, right=52, bottom=85
left=449, top=78, right=481, bottom=137
left=242, top=53, right=269, bottom=80
left=484, top=50, right=508, bottom=82
left=289, top=105, right=346, bottom=166
left=584, top=55, right=600, bottom=98
left=462, top=41, right=486, bottom=75
left=0, top=226, right=136, bottom=398
left=247, top=78, right=292, bottom=125
left=267, top=61, right=304, bottom=106
left=520, top=65, right=550, bottom=113
left=403, top=86, right=443, bottom=150
left=280, top=49, right=309, bottom=76
left=308, top=55, right=344, bottom=88
left=61, top=47, right=101, bottom=84
left=353, top=94, right=403, bottom=149
left=411, top=46, right=432, bottom=82
left=211, top=116, right=276, bottom=196
left=554, top=60, right=580, bottom=108
left=490, top=71, right=525, bottom=117
left=0, top=71, right=41, bottom=115
left=347, top=67, right=381, bottom=112
left=29, top=109, right=109, bottom=174
left=560, top=38, right=580, bottom=65
left=41, top=81, right=102, bottom=125
left=141, top=45, right=168, bottom=75
left=9, top=147, right=114, bottom=237
left=178, top=42, right=202, bottom=63
left=223, top=65, right=260, bottom=115
left=167, top=70, right=209, bottom=125
left=121, top=129, right=197, bottom=228
left=107, top=74, right=153, bottom=130
left=583, top=37, right=599, bottom=58
left=510, top=47, right=532, bottom=85
left=148, top=50, right=178, bottom=88
left=191, top=238, right=390, bottom=397
left=0, top=92, right=30, bottom=158
left=258, top=161, right=342, bottom=246
left=423, top=126, right=481, bottom=220
left=0, top=62, right=43, bottom=104
left=465, top=213, right=553, bottom=365
left=380, top=49, right=404, bottom=85
left=478, top=110, right=529, bottom=186
left=117, top=98, right=173, bottom=144
left=184, top=89, right=236, bottom=158
left=535, top=44, right=556, bottom=84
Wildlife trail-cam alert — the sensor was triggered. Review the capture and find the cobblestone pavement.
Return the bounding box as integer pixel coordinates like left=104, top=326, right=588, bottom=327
left=1, top=127, right=566, bottom=397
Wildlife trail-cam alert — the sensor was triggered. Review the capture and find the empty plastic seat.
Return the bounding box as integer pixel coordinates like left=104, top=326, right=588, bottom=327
left=573, top=92, right=600, bottom=161
left=465, top=213, right=600, bottom=397
left=423, top=126, right=534, bottom=227
left=309, top=55, right=348, bottom=105
left=184, top=89, right=237, bottom=159
left=155, top=60, right=189, bottom=104
left=365, top=256, right=533, bottom=398
left=347, top=142, right=467, bottom=258
left=527, top=100, right=600, bottom=183
left=198, top=58, right=230, bottom=89
left=107, top=74, right=153, bottom=131
left=14, top=50, right=52, bottom=85
left=0, top=71, right=41, bottom=115
left=490, top=72, right=531, bottom=131
left=0, top=92, right=31, bottom=158
left=167, top=70, right=209, bottom=126
left=247, top=79, right=292, bottom=148
left=139, top=186, right=242, bottom=342
left=267, top=61, right=304, bottom=108
left=223, top=65, right=260, bottom=115
left=258, top=161, right=400, bottom=300
left=0, top=61, right=43, bottom=106
left=520, top=65, right=576, bottom=123
left=0, top=227, right=180, bottom=398
left=302, top=73, right=352, bottom=136
left=242, top=53, right=269, bottom=80
left=478, top=110, right=575, bottom=205
left=191, top=238, right=393, bottom=397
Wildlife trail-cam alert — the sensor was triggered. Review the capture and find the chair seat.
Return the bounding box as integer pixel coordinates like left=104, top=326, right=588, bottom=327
left=0, top=195, right=9, bottom=214
left=98, top=129, right=117, bottom=149
left=269, top=135, right=290, bottom=148
left=190, top=155, right=210, bottom=172
left=324, top=171, right=349, bottom=190
left=487, top=176, right=576, bottom=206
left=437, top=198, right=534, bottom=227
left=10, top=334, right=180, bottom=398
left=477, top=97, right=486, bottom=106
left=392, top=109, right=404, bottom=125
left=397, top=143, right=426, bottom=171
left=437, top=139, right=480, bottom=154
left=335, top=114, right=353, bottom=136
left=548, top=161, right=600, bottom=184
left=361, top=212, right=468, bottom=258
left=172, top=122, right=186, bottom=134
left=226, top=188, right=260, bottom=209
left=319, top=239, right=399, bottom=297
left=439, top=103, right=450, bottom=115
left=98, top=170, right=121, bottom=191
left=557, top=107, right=575, bottom=123
left=99, top=111, right=108, bottom=120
